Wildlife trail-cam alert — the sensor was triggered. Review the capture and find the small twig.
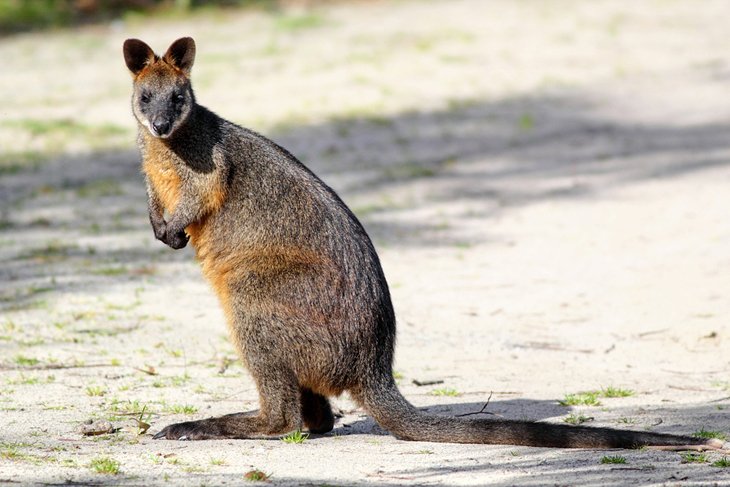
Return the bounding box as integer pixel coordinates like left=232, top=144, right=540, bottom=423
left=709, top=395, right=730, bottom=403
left=637, top=328, right=668, bottom=338
left=456, top=392, right=497, bottom=417
left=412, top=379, right=444, bottom=387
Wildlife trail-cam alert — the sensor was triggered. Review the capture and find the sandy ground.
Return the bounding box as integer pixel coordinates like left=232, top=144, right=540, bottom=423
left=1, top=0, right=730, bottom=485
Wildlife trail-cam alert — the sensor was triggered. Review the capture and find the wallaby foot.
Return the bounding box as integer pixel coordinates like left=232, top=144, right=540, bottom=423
left=155, top=369, right=303, bottom=440
left=300, top=388, right=335, bottom=434
left=153, top=409, right=301, bottom=440
left=153, top=416, right=233, bottom=440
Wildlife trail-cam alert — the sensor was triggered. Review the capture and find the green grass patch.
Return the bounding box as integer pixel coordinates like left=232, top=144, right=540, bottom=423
left=600, top=455, right=627, bottom=464
left=164, top=404, right=198, bottom=415
left=517, top=113, right=534, bottom=131
left=7, top=374, right=54, bottom=385
left=601, top=386, right=634, bottom=398
left=1, top=442, right=32, bottom=461
left=559, top=391, right=601, bottom=407
left=564, top=413, right=592, bottom=425
left=430, top=387, right=461, bottom=397
left=692, top=428, right=727, bottom=441
left=109, top=399, right=150, bottom=415
left=712, top=457, right=730, bottom=468
left=86, top=386, right=106, bottom=397
left=280, top=429, right=308, bottom=444
left=0, top=442, right=51, bottom=464
left=89, top=456, right=120, bottom=475
left=13, top=355, right=40, bottom=367
left=681, top=452, right=708, bottom=463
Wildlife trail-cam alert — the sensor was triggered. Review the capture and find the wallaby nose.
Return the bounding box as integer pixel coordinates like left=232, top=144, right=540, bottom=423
left=152, top=120, right=171, bottom=136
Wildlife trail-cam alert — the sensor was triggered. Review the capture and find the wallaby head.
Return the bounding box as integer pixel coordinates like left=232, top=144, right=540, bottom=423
left=123, top=37, right=196, bottom=139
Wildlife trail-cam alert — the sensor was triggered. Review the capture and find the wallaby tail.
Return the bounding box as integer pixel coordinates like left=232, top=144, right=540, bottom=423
left=354, top=377, right=723, bottom=450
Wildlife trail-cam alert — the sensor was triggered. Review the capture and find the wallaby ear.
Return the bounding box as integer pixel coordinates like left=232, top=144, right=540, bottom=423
left=163, top=37, right=196, bottom=75
left=123, top=38, right=155, bottom=76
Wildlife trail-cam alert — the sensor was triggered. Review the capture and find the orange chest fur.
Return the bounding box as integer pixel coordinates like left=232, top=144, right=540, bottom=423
left=143, top=149, right=182, bottom=213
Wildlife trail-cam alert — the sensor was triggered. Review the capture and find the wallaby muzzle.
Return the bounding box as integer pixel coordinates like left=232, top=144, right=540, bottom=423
left=151, top=118, right=172, bottom=138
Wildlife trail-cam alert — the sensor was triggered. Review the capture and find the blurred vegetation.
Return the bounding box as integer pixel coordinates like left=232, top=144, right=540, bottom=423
left=0, top=0, right=281, bottom=34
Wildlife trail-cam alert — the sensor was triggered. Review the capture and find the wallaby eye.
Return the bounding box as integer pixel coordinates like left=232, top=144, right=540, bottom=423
left=140, top=93, right=151, bottom=104
left=174, top=93, right=185, bottom=103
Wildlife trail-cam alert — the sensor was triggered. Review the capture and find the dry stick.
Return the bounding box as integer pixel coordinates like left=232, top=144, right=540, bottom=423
left=637, top=328, right=669, bottom=338
left=456, top=391, right=497, bottom=417
left=412, top=379, right=444, bottom=387
left=709, top=395, right=730, bottom=403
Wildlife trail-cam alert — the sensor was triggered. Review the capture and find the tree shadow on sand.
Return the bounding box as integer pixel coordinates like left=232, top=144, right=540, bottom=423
left=2, top=89, right=730, bottom=306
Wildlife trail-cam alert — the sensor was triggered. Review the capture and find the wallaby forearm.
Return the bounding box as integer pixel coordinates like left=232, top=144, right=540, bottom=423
left=145, top=177, right=167, bottom=239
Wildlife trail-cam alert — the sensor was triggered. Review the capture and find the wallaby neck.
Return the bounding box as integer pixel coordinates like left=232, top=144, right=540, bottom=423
left=141, top=104, right=222, bottom=174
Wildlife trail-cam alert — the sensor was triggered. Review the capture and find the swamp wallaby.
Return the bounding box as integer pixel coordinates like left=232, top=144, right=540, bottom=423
left=122, top=37, right=722, bottom=450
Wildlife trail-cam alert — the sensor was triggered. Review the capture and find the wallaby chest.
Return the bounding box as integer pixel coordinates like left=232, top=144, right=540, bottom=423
left=141, top=138, right=184, bottom=213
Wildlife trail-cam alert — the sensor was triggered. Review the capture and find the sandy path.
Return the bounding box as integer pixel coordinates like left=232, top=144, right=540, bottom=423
left=1, top=1, right=729, bottom=485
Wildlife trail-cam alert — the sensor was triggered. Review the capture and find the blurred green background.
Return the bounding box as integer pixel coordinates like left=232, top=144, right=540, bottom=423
left=0, top=0, right=283, bottom=33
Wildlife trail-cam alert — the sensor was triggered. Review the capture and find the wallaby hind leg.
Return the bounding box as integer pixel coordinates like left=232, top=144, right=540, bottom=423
left=300, top=387, right=335, bottom=434
left=154, top=368, right=302, bottom=440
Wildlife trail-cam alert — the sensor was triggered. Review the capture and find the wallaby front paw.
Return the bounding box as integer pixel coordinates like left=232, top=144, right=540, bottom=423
left=164, top=228, right=189, bottom=249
